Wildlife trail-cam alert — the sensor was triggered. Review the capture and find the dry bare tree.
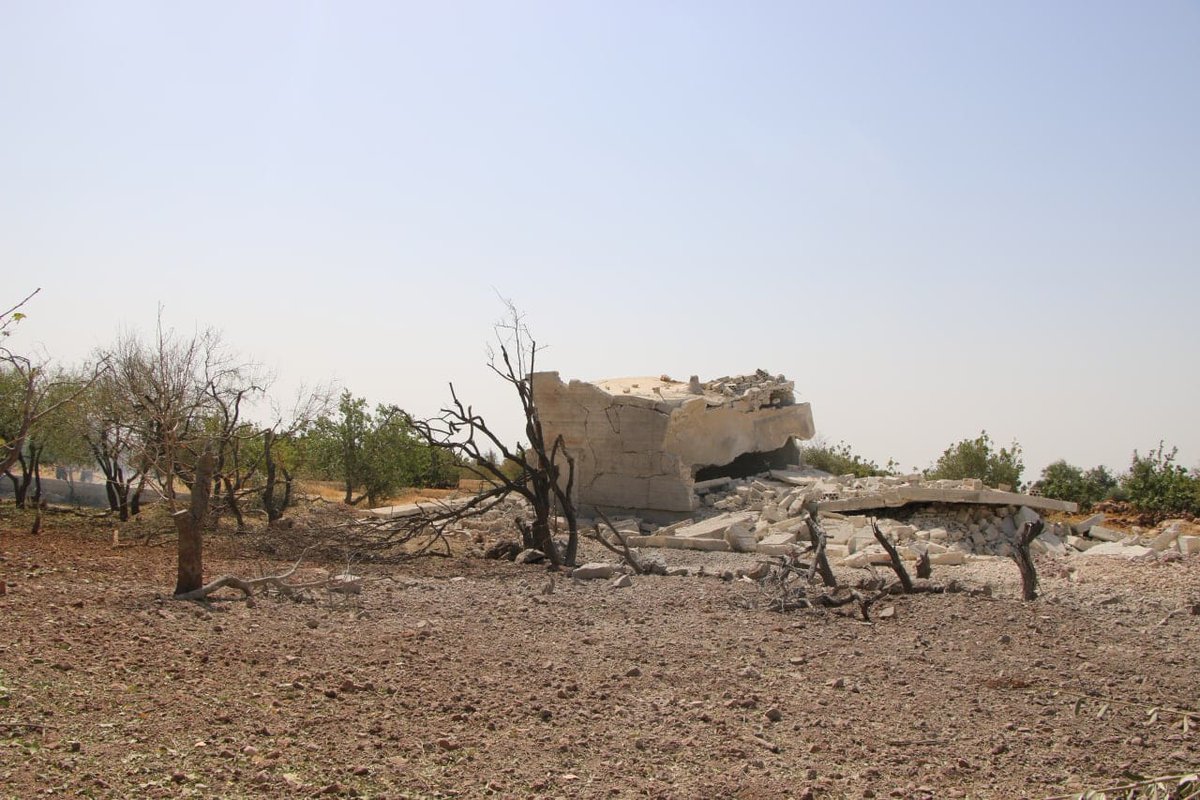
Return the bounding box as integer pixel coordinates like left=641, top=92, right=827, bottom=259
left=406, top=301, right=580, bottom=566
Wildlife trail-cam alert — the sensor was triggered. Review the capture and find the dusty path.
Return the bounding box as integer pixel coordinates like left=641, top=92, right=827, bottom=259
left=1, top=524, right=1197, bottom=799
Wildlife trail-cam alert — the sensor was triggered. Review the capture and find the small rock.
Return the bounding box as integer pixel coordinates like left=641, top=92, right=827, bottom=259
left=765, top=707, right=783, bottom=722
left=625, top=666, right=642, bottom=678
left=827, top=677, right=845, bottom=689
left=611, top=574, right=633, bottom=589
left=571, top=563, right=615, bottom=580
left=515, top=549, right=545, bottom=565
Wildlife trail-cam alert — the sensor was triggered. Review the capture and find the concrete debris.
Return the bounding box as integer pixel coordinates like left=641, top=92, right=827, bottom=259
left=532, top=370, right=815, bottom=514
left=515, top=549, right=546, bottom=565
left=1088, top=526, right=1125, bottom=543
left=1072, top=513, right=1105, bottom=534
left=1076, top=542, right=1154, bottom=559
left=772, top=472, right=1078, bottom=515
left=571, top=563, right=616, bottom=580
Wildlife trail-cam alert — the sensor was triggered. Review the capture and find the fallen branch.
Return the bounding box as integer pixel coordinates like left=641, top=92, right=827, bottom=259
left=1041, top=773, right=1199, bottom=800
left=589, top=508, right=645, bottom=575
left=173, top=547, right=323, bottom=601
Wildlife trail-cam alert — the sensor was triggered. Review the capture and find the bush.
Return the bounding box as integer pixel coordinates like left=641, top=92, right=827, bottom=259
left=926, top=430, right=1023, bottom=489
left=800, top=440, right=895, bottom=478
left=1122, top=442, right=1199, bottom=516
left=1037, top=461, right=1117, bottom=511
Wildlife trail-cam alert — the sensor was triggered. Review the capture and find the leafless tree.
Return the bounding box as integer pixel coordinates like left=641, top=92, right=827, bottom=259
left=406, top=301, right=579, bottom=566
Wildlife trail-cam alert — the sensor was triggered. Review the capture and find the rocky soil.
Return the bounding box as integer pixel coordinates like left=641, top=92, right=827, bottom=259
left=1, top=512, right=1198, bottom=799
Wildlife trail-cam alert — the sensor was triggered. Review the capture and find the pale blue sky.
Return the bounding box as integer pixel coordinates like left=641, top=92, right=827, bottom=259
left=2, top=1, right=1198, bottom=478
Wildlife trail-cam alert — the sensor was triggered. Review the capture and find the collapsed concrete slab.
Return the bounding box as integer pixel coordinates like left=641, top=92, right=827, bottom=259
left=532, top=370, right=815, bottom=514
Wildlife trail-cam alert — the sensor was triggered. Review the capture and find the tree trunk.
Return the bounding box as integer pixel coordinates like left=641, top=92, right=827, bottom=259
left=262, top=430, right=284, bottom=522
left=29, top=444, right=42, bottom=506
left=173, top=448, right=214, bottom=596
left=1011, top=521, right=1042, bottom=602
left=280, top=467, right=293, bottom=515
left=4, top=469, right=21, bottom=508
left=223, top=475, right=245, bottom=531
left=130, top=474, right=146, bottom=518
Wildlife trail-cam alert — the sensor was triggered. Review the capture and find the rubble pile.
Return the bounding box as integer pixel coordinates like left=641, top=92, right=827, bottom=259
left=596, top=470, right=1199, bottom=566
left=369, top=472, right=1198, bottom=569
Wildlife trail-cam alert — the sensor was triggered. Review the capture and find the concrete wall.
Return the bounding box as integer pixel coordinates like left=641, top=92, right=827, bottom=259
left=533, top=371, right=815, bottom=514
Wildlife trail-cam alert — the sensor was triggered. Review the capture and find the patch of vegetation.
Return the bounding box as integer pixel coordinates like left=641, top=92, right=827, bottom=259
left=302, top=391, right=460, bottom=506
left=926, top=430, right=1023, bottom=489
left=1123, top=442, right=1199, bottom=516
left=1034, top=461, right=1118, bottom=511
left=800, top=440, right=895, bottom=478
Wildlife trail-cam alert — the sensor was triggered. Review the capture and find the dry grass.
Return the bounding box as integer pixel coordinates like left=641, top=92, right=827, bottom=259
left=294, top=480, right=480, bottom=508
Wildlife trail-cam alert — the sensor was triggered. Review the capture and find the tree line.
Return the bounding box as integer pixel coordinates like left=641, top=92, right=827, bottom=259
left=0, top=293, right=461, bottom=528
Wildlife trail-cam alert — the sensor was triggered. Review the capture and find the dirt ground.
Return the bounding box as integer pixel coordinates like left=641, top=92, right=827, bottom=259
left=1, top=509, right=1198, bottom=799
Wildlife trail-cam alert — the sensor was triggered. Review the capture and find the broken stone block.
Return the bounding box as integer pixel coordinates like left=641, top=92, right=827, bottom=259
left=1089, top=525, right=1124, bottom=543
left=611, top=574, right=633, bottom=589
left=673, top=512, right=755, bottom=540
left=1015, top=506, right=1041, bottom=529
left=929, top=551, right=967, bottom=566
left=1067, top=535, right=1098, bottom=552
left=1076, top=542, right=1153, bottom=559
left=760, top=503, right=784, bottom=523
left=841, top=552, right=874, bottom=568
left=1035, top=531, right=1067, bottom=557
left=515, top=549, right=546, bottom=564
left=571, top=563, right=616, bottom=580
left=1178, top=536, right=1200, bottom=556
left=824, top=543, right=850, bottom=559
left=1072, top=513, right=1105, bottom=534
left=725, top=523, right=758, bottom=553
left=1148, top=522, right=1184, bottom=552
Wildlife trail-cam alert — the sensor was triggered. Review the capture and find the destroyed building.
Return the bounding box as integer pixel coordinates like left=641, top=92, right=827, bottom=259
left=531, top=369, right=815, bottom=515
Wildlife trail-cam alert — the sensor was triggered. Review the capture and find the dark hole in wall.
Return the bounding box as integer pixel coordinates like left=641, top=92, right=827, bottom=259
left=693, top=439, right=799, bottom=482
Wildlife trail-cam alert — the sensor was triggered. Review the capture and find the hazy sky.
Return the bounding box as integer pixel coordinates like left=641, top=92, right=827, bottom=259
left=2, top=1, right=1198, bottom=479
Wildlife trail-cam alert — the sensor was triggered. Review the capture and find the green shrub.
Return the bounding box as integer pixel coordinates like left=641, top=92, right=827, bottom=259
left=800, top=440, right=894, bottom=478
left=1037, top=461, right=1117, bottom=510
left=1122, top=442, right=1199, bottom=516
left=926, top=430, right=1023, bottom=489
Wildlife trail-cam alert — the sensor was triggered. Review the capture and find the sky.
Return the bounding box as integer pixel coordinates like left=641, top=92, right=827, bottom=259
left=2, top=1, right=1198, bottom=479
